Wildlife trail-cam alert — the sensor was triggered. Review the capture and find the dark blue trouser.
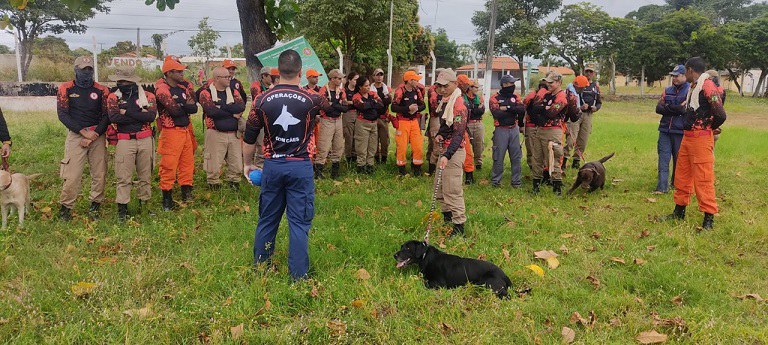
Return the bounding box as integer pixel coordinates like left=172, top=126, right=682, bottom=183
left=491, top=126, right=523, bottom=186
left=253, top=159, right=315, bottom=279
left=657, top=131, right=683, bottom=193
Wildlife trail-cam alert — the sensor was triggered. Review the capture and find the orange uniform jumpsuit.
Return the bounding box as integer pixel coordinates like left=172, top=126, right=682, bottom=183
left=155, top=78, right=199, bottom=191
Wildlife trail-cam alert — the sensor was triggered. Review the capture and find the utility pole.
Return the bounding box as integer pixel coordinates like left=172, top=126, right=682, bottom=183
left=13, top=29, right=22, bottom=82
left=482, top=0, right=498, bottom=109
left=136, top=28, right=141, bottom=58
left=387, top=0, right=394, bottom=86
left=92, top=36, right=99, bottom=82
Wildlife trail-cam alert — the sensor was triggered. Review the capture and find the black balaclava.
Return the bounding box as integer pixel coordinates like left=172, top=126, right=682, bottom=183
left=74, top=68, right=94, bottom=88
left=117, top=83, right=138, bottom=98
left=499, top=84, right=516, bottom=97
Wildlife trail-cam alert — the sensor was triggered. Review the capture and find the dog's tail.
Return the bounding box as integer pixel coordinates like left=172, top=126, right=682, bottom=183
left=26, top=173, right=43, bottom=180
left=598, top=152, right=615, bottom=164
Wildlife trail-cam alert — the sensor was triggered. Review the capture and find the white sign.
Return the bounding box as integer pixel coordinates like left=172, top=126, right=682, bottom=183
left=107, top=57, right=162, bottom=70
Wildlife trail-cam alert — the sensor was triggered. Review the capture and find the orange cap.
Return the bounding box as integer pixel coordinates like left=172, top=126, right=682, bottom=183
left=270, top=68, right=280, bottom=77
left=457, top=74, right=472, bottom=89
left=403, top=70, right=422, bottom=82
left=306, top=69, right=322, bottom=78
left=574, top=75, right=589, bottom=88
left=222, top=59, right=237, bottom=69
left=162, top=56, right=187, bottom=74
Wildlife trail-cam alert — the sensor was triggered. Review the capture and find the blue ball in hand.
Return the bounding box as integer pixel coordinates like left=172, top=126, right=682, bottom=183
left=249, top=169, right=263, bottom=186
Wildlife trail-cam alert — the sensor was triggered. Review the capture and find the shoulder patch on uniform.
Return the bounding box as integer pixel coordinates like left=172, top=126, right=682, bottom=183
left=554, top=104, right=561, bottom=109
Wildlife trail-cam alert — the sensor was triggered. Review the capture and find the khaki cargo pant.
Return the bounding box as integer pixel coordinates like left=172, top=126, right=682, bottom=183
left=316, top=117, right=344, bottom=165
left=59, top=131, right=107, bottom=209
left=524, top=126, right=537, bottom=169
left=114, top=136, right=153, bottom=204
left=253, top=130, right=265, bottom=169
left=531, top=127, right=564, bottom=181
left=565, top=111, right=592, bottom=160
left=342, top=110, right=357, bottom=159
left=426, top=116, right=441, bottom=165
left=204, top=129, right=243, bottom=185
left=354, top=119, right=378, bottom=166
left=376, top=118, right=390, bottom=160
left=467, top=120, right=485, bottom=166
left=436, top=146, right=466, bottom=224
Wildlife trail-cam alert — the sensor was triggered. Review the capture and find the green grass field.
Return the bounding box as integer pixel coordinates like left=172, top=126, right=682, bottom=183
left=1, top=96, right=767, bottom=343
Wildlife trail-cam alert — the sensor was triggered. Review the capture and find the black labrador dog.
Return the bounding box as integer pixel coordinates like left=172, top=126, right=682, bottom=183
left=394, top=240, right=512, bottom=298
left=568, top=152, right=615, bottom=194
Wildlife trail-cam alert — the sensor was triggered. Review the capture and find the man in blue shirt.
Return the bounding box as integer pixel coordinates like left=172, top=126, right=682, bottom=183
left=654, top=65, right=690, bottom=194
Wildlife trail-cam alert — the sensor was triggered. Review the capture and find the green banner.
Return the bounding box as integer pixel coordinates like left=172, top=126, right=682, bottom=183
left=256, top=36, right=328, bottom=87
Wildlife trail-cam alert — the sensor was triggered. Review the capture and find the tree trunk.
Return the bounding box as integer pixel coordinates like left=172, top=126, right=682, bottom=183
left=725, top=68, right=741, bottom=94
left=518, top=56, right=526, bottom=94
left=752, top=67, right=767, bottom=98
left=236, top=0, right=277, bottom=82
left=20, top=39, right=33, bottom=80
left=609, top=55, right=616, bottom=95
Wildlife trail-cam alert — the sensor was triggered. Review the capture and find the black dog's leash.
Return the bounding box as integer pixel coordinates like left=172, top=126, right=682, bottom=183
left=424, top=166, right=443, bottom=245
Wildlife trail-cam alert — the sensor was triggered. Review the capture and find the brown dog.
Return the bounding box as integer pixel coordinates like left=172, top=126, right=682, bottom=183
left=567, top=153, right=615, bottom=194
left=0, top=170, right=37, bottom=229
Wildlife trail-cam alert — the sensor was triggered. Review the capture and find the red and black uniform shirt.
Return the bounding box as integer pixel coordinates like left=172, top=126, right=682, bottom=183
left=244, top=85, right=326, bottom=159
left=528, top=88, right=568, bottom=128
left=428, top=84, right=442, bottom=118
left=352, top=91, right=384, bottom=121
left=684, top=79, right=726, bottom=131
left=303, top=84, right=321, bottom=94
left=391, top=84, right=426, bottom=120
left=464, top=93, right=485, bottom=121
left=250, top=81, right=269, bottom=101
left=490, top=91, right=525, bottom=127
left=106, top=90, right=157, bottom=134
left=371, top=83, right=392, bottom=119
left=318, top=86, right=348, bottom=118
left=437, top=96, right=469, bottom=160
left=57, top=81, right=111, bottom=135
left=154, top=78, right=198, bottom=129
left=199, top=88, right=246, bottom=132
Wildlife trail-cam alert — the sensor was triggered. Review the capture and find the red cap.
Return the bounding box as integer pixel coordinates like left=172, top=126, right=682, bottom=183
left=306, top=69, right=322, bottom=78
left=162, top=56, right=187, bottom=74
left=222, top=59, right=237, bottom=69
left=270, top=68, right=280, bottom=77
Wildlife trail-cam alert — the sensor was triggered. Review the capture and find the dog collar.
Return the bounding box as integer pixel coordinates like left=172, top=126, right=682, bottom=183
left=1, top=174, right=11, bottom=191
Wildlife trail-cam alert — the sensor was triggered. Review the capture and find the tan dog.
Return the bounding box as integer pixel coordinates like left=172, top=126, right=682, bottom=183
left=0, top=170, right=35, bottom=229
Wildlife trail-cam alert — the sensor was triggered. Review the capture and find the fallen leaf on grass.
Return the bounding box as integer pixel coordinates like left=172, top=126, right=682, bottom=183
left=651, top=313, right=688, bottom=334
left=670, top=295, right=683, bottom=306
left=327, top=243, right=337, bottom=251
left=123, top=304, right=153, bottom=319
left=645, top=197, right=657, bottom=203
left=591, top=232, right=602, bottom=239
left=354, top=178, right=361, bottom=185
left=230, top=323, right=243, bottom=340
left=327, top=320, right=347, bottom=336
left=438, top=322, right=456, bottom=335
left=502, top=249, right=511, bottom=261
left=610, top=257, right=626, bottom=264
left=647, top=245, right=656, bottom=251
left=416, top=200, right=423, bottom=208
left=639, top=230, right=651, bottom=238
left=70, top=282, right=97, bottom=298
left=634, top=258, right=646, bottom=265
left=735, top=293, right=764, bottom=302
left=355, top=268, right=371, bottom=280
left=636, top=330, right=668, bottom=344
left=586, top=275, right=600, bottom=290
left=569, top=311, right=596, bottom=328
left=310, top=285, right=319, bottom=298
left=526, top=264, right=545, bottom=277
left=534, top=250, right=560, bottom=269
left=561, top=326, right=576, bottom=343
left=559, top=245, right=570, bottom=254
left=40, top=206, right=52, bottom=219
left=223, top=296, right=233, bottom=306
left=333, top=181, right=342, bottom=187
left=351, top=299, right=365, bottom=308
left=560, top=233, right=574, bottom=239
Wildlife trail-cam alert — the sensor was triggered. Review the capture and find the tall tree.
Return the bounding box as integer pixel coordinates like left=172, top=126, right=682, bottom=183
left=188, top=17, right=221, bottom=64
left=32, top=35, right=71, bottom=61
left=151, top=33, right=164, bottom=57
left=0, top=0, right=110, bottom=79
left=473, top=0, right=561, bottom=91
left=0, top=43, right=12, bottom=54
left=219, top=43, right=245, bottom=58
left=430, top=27, right=465, bottom=69
left=295, top=0, right=422, bottom=74
left=733, top=14, right=768, bottom=96
left=545, top=2, right=611, bottom=75
left=596, top=17, right=636, bottom=94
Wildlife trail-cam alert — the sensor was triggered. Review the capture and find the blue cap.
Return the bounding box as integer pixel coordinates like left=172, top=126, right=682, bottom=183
left=500, top=74, right=519, bottom=85
left=671, top=65, right=686, bottom=76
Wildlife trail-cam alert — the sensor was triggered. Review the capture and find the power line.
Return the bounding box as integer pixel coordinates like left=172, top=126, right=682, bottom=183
left=85, top=26, right=242, bottom=33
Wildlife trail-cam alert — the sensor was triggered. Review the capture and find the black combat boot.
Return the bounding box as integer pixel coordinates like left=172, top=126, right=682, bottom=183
left=464, top=171, right=474, bottom=185
left=532, top=179, right=541, bottom=194
left=356, top=165, right=366, bottom=174
left=428, top=163, right=436, bottom=176
left=314, top=164, right=325, bottom=179
left=542, top=170, right=551, bottom=185
left=476, top=163, right=482, bottom=170
left=451, top=223, right=465, bottom=237
left=442, top=211, right=452, bottom=224
left=552, top=180, right=563, bottom=196
left=398, top=165, right=407, bottom=176
left=229, top=181, right=240, bottom=190
left=663, top=204, right=686, bottom=221
left=331, top=162, right=341, bottom=179
left=561, top=157, right=568, bottom=170
left=162, top=190, right=175, bottom=211
left=380, top=154, right=388, bottom=164
left=59, top=205, right=72, bottom=221
left=117, top=203, right=129, bottom=222
left=208, top=183, right=221, bottom=190
left=412, top=164, right=423, bottom=177
left=572, top=158, right=581, bottom=169
left=702, top=213, right=714, bottom=230
left=181, top=185, right=193, bottom=202
left=366, top=165, right=374, bottom=174
left=88, top=202, right=101, bottom=220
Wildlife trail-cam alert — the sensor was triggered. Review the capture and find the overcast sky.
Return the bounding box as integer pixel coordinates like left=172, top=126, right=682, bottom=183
left=0, top=0, right=664, bottom=56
